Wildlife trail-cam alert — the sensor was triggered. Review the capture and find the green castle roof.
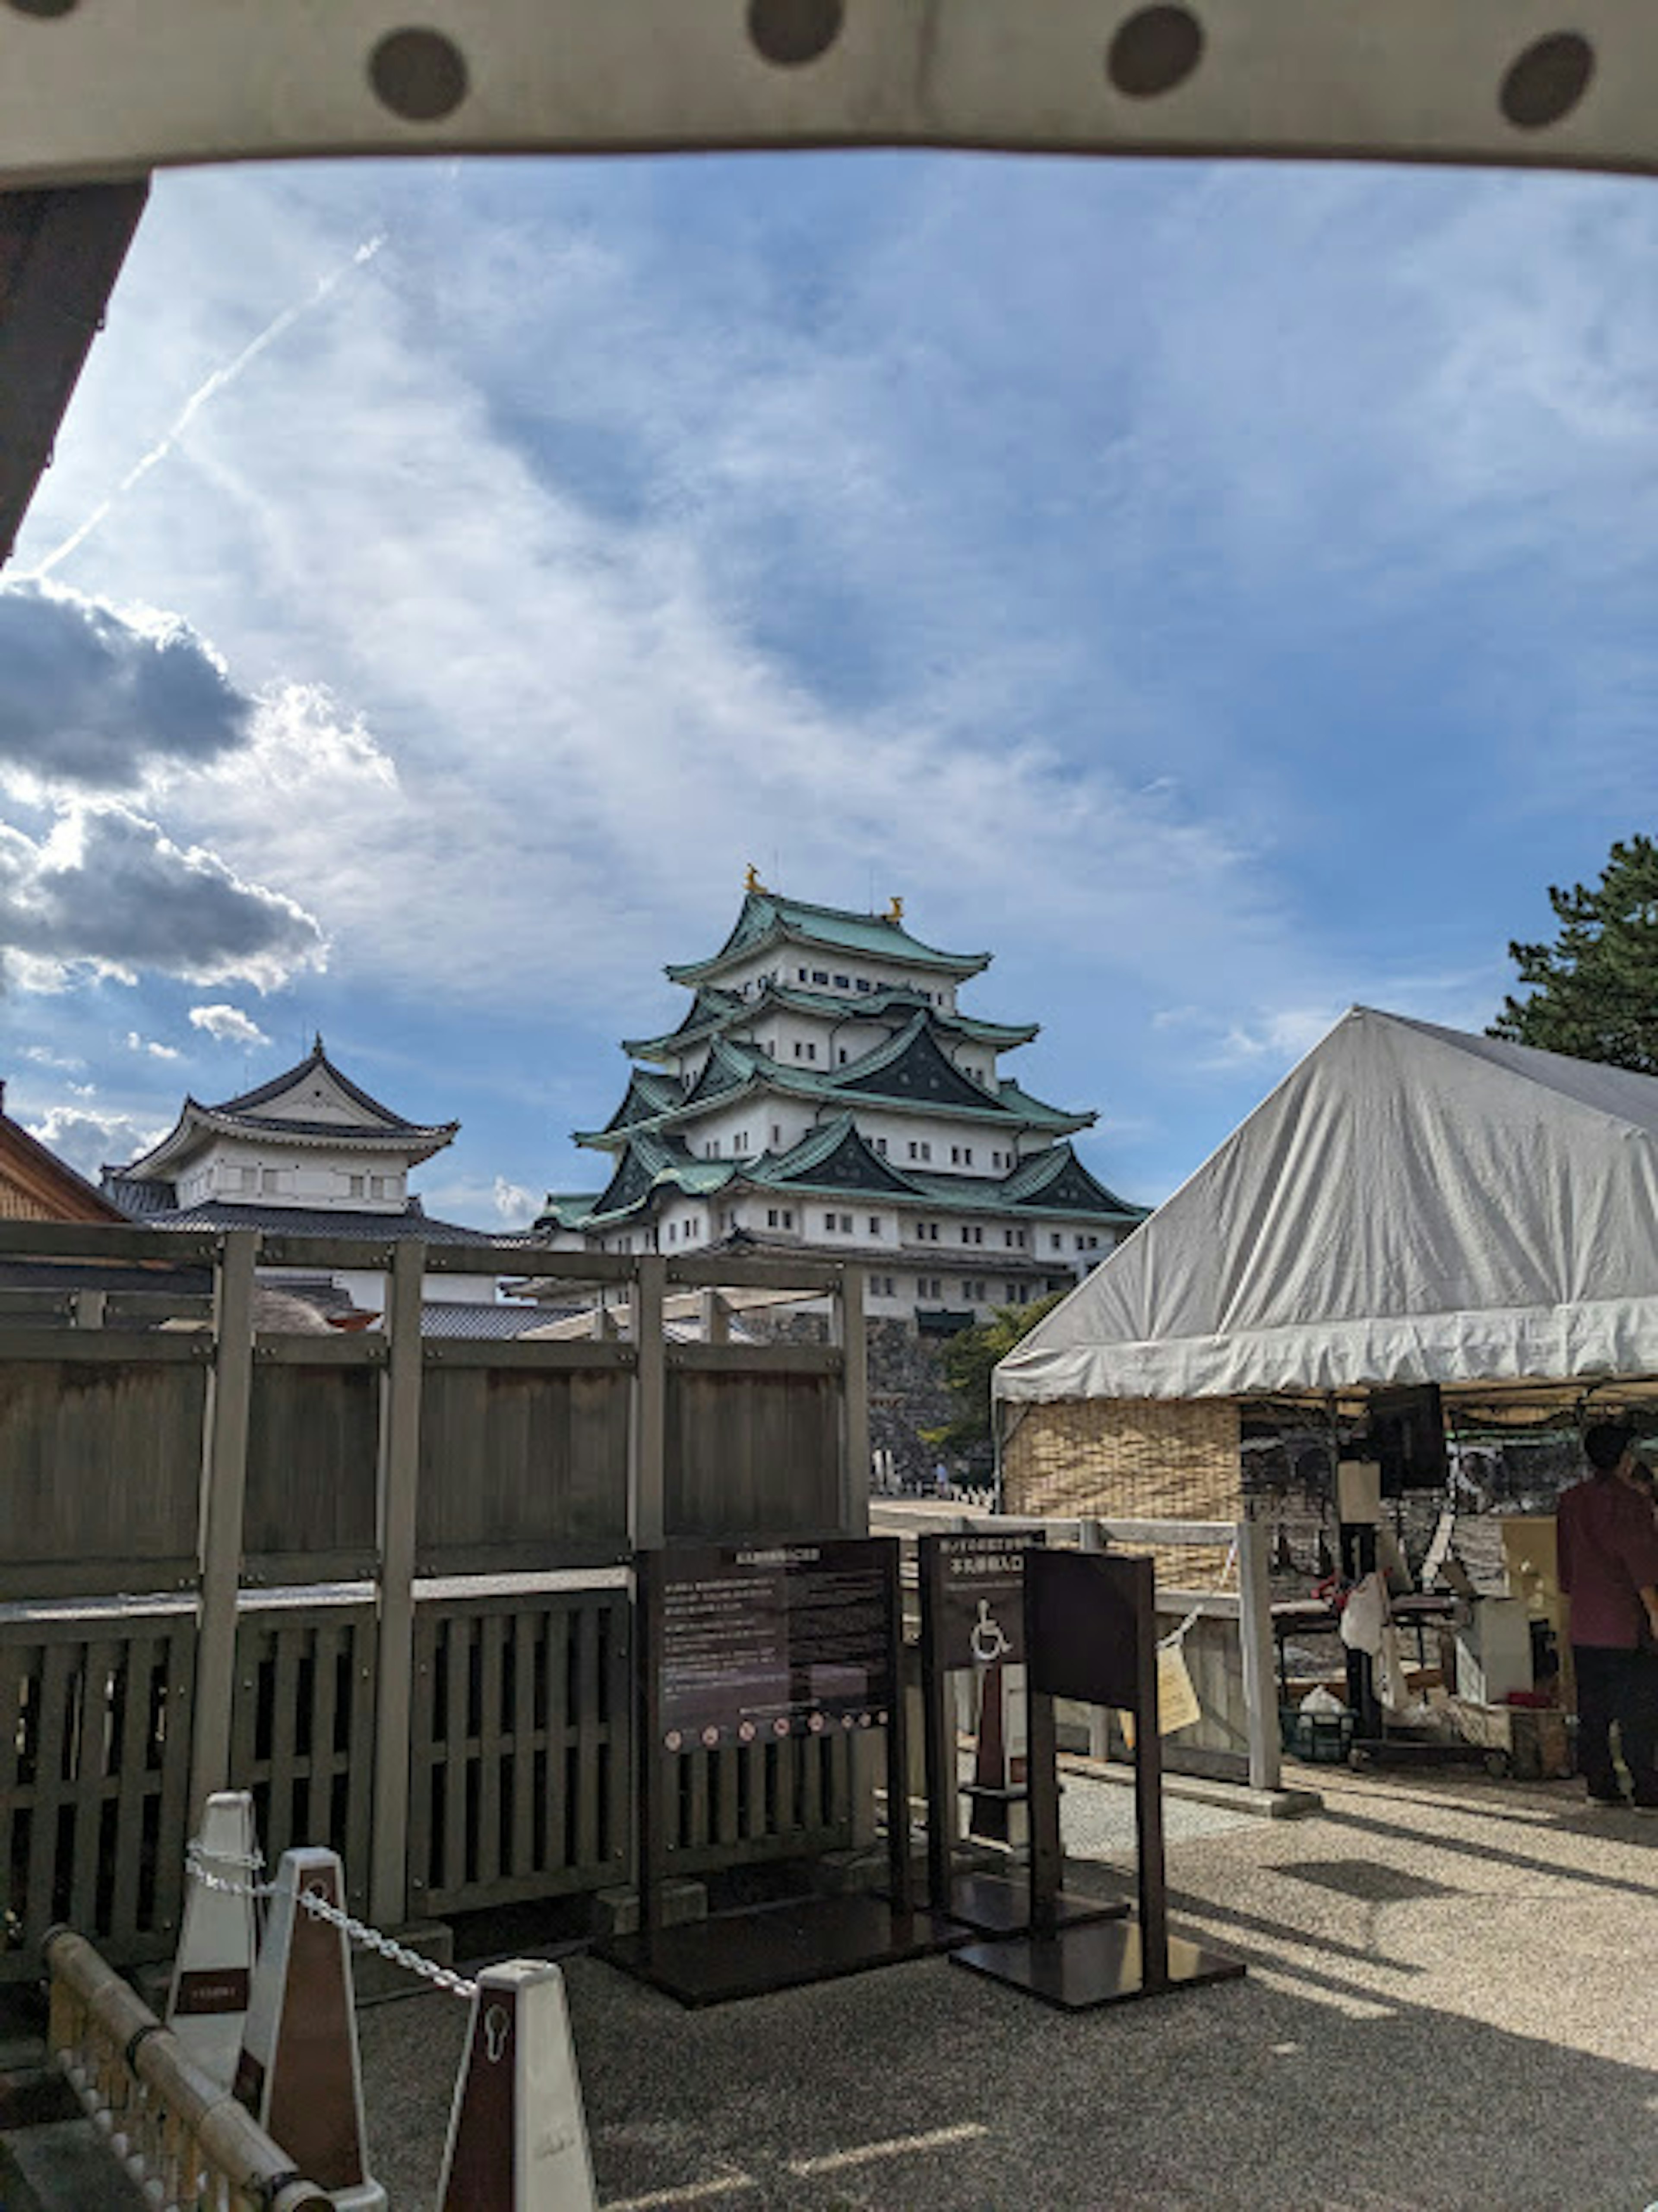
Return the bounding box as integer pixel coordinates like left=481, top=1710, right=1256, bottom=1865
left=667, top=889, right=991, bottom=987
left=623, top=977, right=1038, bottom=1063
left=554, top=1126, right=1145, bottom=1235
left=574, top=1013, right=1092, bottom=1151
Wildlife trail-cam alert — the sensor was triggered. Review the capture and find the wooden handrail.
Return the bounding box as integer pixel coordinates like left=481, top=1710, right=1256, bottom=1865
left=43, top=1925, right=331, bottom=2212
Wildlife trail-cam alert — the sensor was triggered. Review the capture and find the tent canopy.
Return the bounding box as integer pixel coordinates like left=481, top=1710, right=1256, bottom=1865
left=996, top=1007, right=1658, bottom=1409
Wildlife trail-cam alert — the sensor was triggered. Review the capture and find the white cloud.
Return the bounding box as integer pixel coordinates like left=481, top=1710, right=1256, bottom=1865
left=124, top=1031, right=181, bottom=1061
left=0, top=799, right=326, bottom=993
left=26, top=1099, right=168, bottom=1178
left=492, top=1175, right=536, bottom=1226
left=21, top=1044, right=84, bottom=1071
left=190, top=1003, right=270, bottom=1047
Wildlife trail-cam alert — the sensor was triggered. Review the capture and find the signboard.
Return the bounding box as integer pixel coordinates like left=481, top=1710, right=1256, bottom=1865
left=1026, top=1547, right=1148, bottom=1712
left=922, top=1530, right=1045, bottom=1673
left=651, top=1540, right=895, bottom=1753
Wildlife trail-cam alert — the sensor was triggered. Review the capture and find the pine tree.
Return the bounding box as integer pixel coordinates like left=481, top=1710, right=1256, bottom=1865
left=922, top=1291, right=1068, bottom=1461
left=1490, top=835, right=1658, bottom=1072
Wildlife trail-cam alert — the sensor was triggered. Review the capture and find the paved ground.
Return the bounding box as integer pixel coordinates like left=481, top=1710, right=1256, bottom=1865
left=359, top=1765, right=1658, bottom=2211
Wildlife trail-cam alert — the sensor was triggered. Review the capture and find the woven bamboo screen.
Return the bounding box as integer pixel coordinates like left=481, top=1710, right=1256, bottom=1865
left=1003, top=1395, right=1243, bottom=1590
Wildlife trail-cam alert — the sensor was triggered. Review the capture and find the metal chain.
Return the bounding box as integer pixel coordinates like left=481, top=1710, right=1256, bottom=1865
left=184, top=1845, right=478, bottom=2000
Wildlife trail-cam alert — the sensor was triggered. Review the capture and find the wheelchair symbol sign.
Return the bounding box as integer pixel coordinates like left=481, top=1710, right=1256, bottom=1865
left=970, top=1600, right=1011, bottom=1665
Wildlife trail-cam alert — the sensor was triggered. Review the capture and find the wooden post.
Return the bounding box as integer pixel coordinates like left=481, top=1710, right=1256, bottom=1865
left=698, top=1289, right=730, bottom=1345
left=191, top=1229, right=256, bottom=1821
left=370, top=1239, right=424, bottom=1928
left=1236, top=1513, right=1281, bottom=1793
left=72, top=1287, right=106, bottom=1329
left=835, top=1264, right=869, bottom=1540
left=630, top=1256, right=666, bottom=1551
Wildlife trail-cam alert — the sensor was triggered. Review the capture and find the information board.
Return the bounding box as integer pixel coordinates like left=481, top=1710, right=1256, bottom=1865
left=651, top=1540, right=895, bottom=1753
left=923, top=1529, right=1045, bottom=1672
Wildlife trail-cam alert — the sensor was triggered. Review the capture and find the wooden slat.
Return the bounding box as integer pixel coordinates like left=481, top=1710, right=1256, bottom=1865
left=0, top=1327, right=210, bottom=1363
left=406, top=1615, right=435, bottom=1917
left=442, top=1614, right=470, bottom=1892
left=476, top=1613, right=506, bottom=1887
left=67, top=1637, right=113, bottom=1930
left=151, top=1621, right=194, bottom=1946
left=0, top=1641, right=28, bottom=1941
left=24, top=1642, right=73, bottom=1943
left=603, top=1598, right=630, bottom=1871
left=108, top=1636, right=154, bottom=1949
left=572, top=1605, right=600, bottom=1871
left=252, top=1333, right=386, bottom=1367
left=344, top=1611, right=377, bottom=1914
left=421, top=1339, right=634, bottom=1372
left=0, top=1222, right=220, bottom=1263
left=510, top=1610, right=536, bottom=1881
left=304, top=1621, right=342, bottom=1848
left=267, top=1630, right=302, bottom=1856
left=666, top=1342, right=843, bottom=1375
left=543, top=1604, right=569, bottom=1875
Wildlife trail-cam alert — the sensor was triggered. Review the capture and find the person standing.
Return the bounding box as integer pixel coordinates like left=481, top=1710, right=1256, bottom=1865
left=1557, top=1422, right=1658, bottom=1809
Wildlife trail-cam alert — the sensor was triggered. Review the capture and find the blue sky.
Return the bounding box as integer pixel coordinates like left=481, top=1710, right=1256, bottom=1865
left=4, top=150, right=1656, bottom=1224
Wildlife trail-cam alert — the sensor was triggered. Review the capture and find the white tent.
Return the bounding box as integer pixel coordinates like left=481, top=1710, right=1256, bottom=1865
left=996, top=1007, right=1658, bottom=1410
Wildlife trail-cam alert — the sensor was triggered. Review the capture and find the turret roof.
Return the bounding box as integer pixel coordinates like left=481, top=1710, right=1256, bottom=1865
left=114, top=1039, right=459, bottom=1183
left=666, top=889, right=990, bottom=987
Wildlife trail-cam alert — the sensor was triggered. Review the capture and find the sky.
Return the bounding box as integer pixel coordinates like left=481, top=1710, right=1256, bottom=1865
left=4, top=148, right=1657, bottom=1226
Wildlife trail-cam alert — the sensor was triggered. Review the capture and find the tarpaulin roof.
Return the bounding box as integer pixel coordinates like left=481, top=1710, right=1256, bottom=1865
left=995, top=1006, right=1658, bottom=1408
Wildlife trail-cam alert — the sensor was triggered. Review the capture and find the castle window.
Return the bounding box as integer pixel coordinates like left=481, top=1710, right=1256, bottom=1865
left=771, top=1124, right=783, bottom=1147
left=873, top=1137, right=888, bottom=1157
left=867, top=1216, right=881, bottom=1236
left=855, top=978, right=872, bottom=993
left=834, top=973, right=850, bottom=988
left=1052, top=1233, right=1063, bottom=1251
left=812, top=969, right=829, bottom=985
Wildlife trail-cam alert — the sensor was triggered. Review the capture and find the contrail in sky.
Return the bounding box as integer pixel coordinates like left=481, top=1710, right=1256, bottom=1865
left=24, top=233, right=386, bottom=582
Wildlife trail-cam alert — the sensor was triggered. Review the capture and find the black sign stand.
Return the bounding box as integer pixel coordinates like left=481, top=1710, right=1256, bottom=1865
left=606, top=1539, right=965, bottom=2007
left=952, top=1547, right=1245, bottom=2008
left=918, top=1531, right=1123, bottom=1937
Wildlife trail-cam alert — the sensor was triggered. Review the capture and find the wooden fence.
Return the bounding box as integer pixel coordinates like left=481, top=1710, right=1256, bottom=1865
left=0, top=1223, right=869, bottom=1976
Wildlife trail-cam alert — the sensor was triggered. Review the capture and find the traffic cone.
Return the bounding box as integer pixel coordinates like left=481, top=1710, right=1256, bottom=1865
left=168, top=1790, right=262, bottom=2089
left=438, top=1959, right=598, bottom=2212
left=233, top=1847, right=385, bottom=2210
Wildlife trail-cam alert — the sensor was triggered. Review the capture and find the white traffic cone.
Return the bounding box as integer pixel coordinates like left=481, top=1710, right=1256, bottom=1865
left=438, top=1959, right=598, bottom=2211
left=234, top=1847, right=386, bottom=2211
left=168, top=1790, right=262, bottom=2089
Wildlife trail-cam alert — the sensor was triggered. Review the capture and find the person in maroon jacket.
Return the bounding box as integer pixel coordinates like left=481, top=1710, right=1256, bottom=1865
left=1557, top=1421, right=1658, bottom=1808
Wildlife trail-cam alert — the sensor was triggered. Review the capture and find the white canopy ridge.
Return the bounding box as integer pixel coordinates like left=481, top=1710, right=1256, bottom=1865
left=994, top=1006, right=1658, bottom=1407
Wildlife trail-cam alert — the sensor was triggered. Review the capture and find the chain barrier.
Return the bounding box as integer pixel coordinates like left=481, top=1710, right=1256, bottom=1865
left=185, top=1843, right=479, bottom=2001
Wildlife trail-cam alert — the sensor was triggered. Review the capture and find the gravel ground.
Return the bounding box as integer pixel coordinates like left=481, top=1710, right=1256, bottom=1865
left=359, top=1765, right=1658, bottom=2211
